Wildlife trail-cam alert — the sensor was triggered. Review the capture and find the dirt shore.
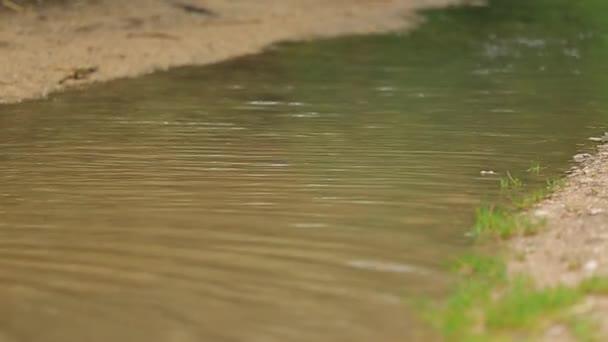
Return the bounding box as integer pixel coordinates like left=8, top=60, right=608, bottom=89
left=510, top=143, right=608, bottom=338
left=0, top=0, right=460, bottom=104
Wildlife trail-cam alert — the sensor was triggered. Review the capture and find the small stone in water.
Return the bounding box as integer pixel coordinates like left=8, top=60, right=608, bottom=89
left=573, top=153, right=592, bottom=163
left=588, top=136, right=608, bottom=143
left=480, top=170, right=497, bottom=176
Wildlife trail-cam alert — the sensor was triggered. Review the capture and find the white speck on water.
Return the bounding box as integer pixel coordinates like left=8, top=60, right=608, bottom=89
left=516, top=38, right=546, bottom=48
left=563, top=48, right=581, bottom=59
left=291, top=112, right=320, bottom=118
left=248, top=100, right=281, bottom=106
left=347, top=260, right=429, bottom=275
left=376, top=86, right=395, bottom=92
left=472, top=69, right=491, bottom=75
left=291, top=223, right=327, bottom=229
left=490, top=108, right=517, bottom=113
left=243, top=202, right=276, bottom=206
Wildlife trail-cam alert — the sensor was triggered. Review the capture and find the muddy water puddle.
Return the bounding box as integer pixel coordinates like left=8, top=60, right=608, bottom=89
left=2, top=2, right=608, bottom=341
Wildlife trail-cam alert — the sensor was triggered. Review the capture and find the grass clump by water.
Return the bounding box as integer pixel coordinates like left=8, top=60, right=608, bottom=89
left=579, top=277, right=608, bottom=294
left=484, top=277, right=580, bottom=330
left=546, top=178, right=566, bottom=192
left=429, top=164, right=602, bottom=340
left=513, top=189, right=547, bottom=209
left=435, top=255, right=506, bottom=339
left=527, top=161, right=543, bottom=175
left=499, top=172, right=522, bottom=191
left=433, top=256, right=608, bottom=341
left=569, top=317, right=601, bottom=342
left=470, top=205, right=543, bottom=239
left=431, top=172, right=605, bottom=340
left=511, top=177, right=565, bottom=209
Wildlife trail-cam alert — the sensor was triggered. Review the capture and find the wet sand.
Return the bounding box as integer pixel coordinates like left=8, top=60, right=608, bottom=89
left=0, top=0, right=459, bottom=103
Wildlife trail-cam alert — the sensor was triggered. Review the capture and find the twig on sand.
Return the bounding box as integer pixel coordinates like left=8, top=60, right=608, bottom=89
left=58, top=66, right=98, bottom=84
left=126, top=32, right=181, bottom=41
left=172, top=2, right=217, bottom=17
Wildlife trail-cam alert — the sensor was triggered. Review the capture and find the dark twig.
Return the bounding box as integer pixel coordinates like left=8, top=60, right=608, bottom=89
left=172, top=2, right=217, bottom=17
left=58, top=66, right=98, bottom=84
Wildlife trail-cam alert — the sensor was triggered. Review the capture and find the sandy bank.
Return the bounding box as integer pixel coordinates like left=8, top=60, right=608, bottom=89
left=509, top=142, right=608, bottom=337
left=0, top=0, right=459, bottom=104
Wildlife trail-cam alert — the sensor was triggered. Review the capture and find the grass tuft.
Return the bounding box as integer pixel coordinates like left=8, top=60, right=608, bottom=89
left=428, top=167, right=604, bottom=341
left=579, top=277, right=608, bottom=295
left=499, top=171, right=523, bottom=191
left=513, top=189, right=547, bottom=209
left=432, top=255, right=608, bottom=341
left=527, top=161, right=543, bottom=175
left=485, top=277, right=580, bottom=330
left=569, top=317, right=601, bottom=342
left=470, top=206, right=543, bottom=239
left=546, top=178, right=566, bottom=193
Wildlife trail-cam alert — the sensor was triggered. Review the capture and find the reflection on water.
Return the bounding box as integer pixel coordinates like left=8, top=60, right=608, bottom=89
left=2, top=1, right=608, bottom=341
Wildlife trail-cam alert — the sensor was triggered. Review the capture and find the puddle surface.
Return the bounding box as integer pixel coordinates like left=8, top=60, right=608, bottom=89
left=2, top=2, right=608, bottom=341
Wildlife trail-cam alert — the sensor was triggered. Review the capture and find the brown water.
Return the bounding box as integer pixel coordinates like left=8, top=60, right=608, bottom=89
left=2, top=2, right=608, bottom=341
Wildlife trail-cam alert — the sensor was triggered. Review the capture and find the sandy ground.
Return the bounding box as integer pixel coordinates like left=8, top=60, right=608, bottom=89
left=511, top=145, right=608, bottom=288
left=510, top=143, right=608, bottom=339
left=0, top=0, right=461, bottom=104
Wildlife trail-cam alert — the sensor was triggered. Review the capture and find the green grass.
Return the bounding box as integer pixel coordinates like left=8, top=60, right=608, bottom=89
left=527, top=161, right=543, bottom=175
left=470, top=205, right=543, bottom=239
left=579, top=277, right=608, bottom=294
left=453, top=254, right=507, bottom=279
left=546, top=178, right=566, bottom=192
left=513, top=189, right=547, bottom=209
left=510, top=177, right=565, bottom=209
left=485, top=277, right=580, bottom=330
left=429, top=166, right=604, bottom=341
left=432, top=256, right=608, bottom=341
left=499, top=172, right=523, bottom=191
left=569, top=317, right=601, bottom=342
left=438, top=255, right=507, bottom=339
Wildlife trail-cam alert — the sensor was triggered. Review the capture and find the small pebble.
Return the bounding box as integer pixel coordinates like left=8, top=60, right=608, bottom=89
left=584, top=260, right=598, bottom=273
left=573, top=153, right=592, bottom=163
left=589, top=208, right=604, bottom=215
left=546, top=324, right=566, bottom=337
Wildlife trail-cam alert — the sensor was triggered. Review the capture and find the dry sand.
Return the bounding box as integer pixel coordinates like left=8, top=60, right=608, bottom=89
left=511, top=146, right=608, bottom=288
left=0, top=0, right=459, bottom=103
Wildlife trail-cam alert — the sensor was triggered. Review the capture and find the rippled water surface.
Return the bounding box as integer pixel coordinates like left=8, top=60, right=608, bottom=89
left=2, top=2, right=608, bottom=341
